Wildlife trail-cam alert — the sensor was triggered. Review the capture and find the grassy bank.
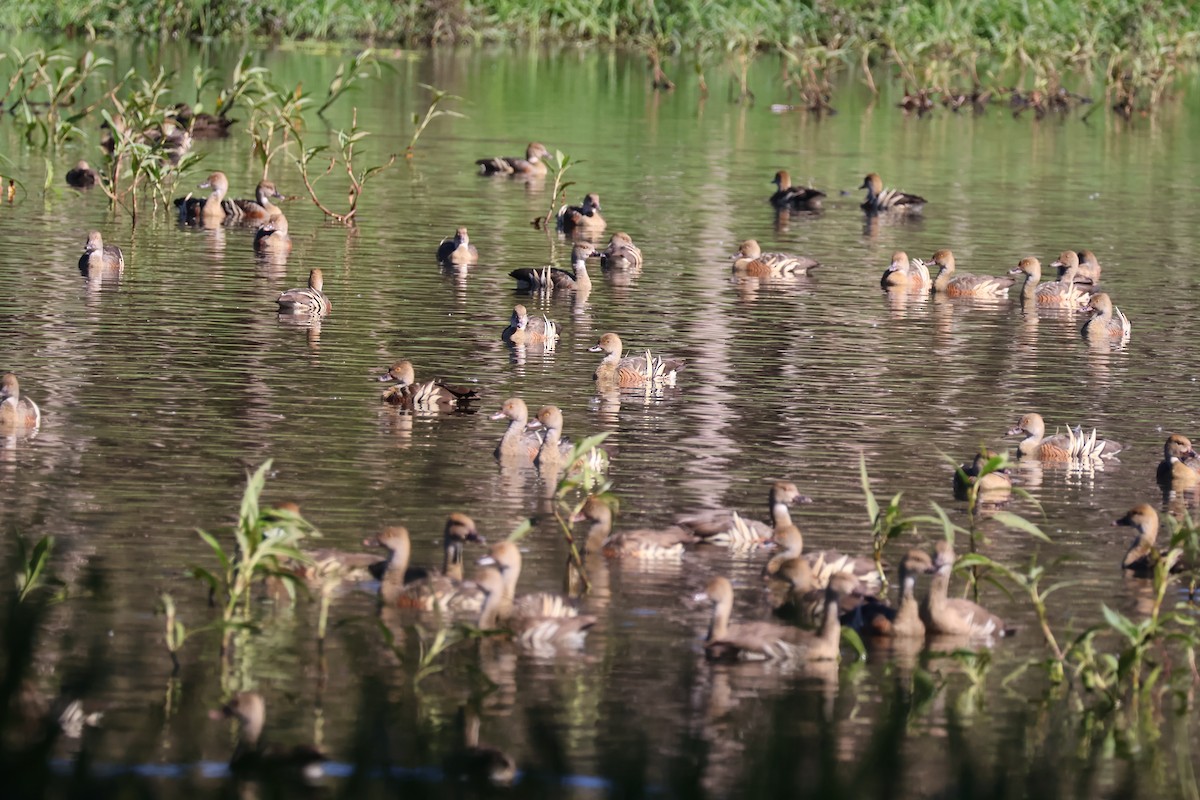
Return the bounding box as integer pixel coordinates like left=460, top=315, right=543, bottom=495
left=3, top=0, right=1199, bottom=110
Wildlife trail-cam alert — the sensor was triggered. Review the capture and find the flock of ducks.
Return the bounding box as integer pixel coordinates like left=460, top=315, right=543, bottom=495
left=0, top=134, right=1180, bottom=778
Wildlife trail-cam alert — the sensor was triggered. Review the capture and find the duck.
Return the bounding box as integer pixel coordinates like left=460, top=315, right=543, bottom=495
left=77, top=230, right=125, bottom=280
left=531, top=405, right=574, bottom=468
left=174, top=171, right=229, bottom=224
left=1156, top=434, right=1200, bottom=489
left=676, top=480, right=812, bottom=548
left=848, top=550, right=935, bottom=638
left=589, top=332, right=684, bottom=388
left=383, top=515, right=486, bottom=613
left=476, top=142, right=550, bottom=176
left=731, top=239, right=819, bottom=277
left=879, top=251, right=930, bottom=290
left=65, top=160, right=99, bottom=188
left=860, top=172, right=926, bottom=214
left=254, top=214, right=292, bottom=255
left=437, top=227, right=479, bottom=266
left=929, top=250, right=1014, bottom=298
left=952, top=450, right=1012, bottom=500
left=0, top=373, right=41, bottom=430
left=475, top=567, right=596, bottom=650
left=377, top=360, right=480, bottom=411
left=1007, top=257, right=1089, bottom=307
left=443, top=708, right=517, bottom=788
left=276, top=269, right=330, bottom=315
left=769, top=170, right=825, bottom=211
left=597, top=232, right=643, bottom=272
left=1006, top=413, right=1122, bottom=460
left=1081, top=293, right=1131, bottom=341
left=509, top=243, right=594, bottom=292
left=490, top=397, right=543, bottom=462
left=695, top=574, right=852, bottom=662
left=170, top=102, right=235, bottom=139
left=478, top=541, right=579, bottom=621
left=921, top=541, right=1011, bottom=640
left=1051, top=250, right=1101, bottom=285
left=210, top=692, right=326, bottom=779
left=228, top=180, right=285, bottom=225
left=571, top=496, right=697, bottom=559
left=568, top=496, right=696, bottom=561
left=1114, top=504, right=1175, bottom=576
left=102, top=116, right=191, bottom=162
left=557, top=193, right=605, bottom=237
left=765, top=525, right=881, bottom=593
left=501, top=305, right=558, bottom=346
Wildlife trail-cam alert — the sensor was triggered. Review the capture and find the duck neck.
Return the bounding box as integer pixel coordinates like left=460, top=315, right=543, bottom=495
left=586, top=519, right=611, bottom=553
left=478, top=590, right=502, bottom=629
left=1018, top=432, right=1041, bottom=456
left=379, top=545, right=410, bottom=604
left=500, top=417, right=527, bottom=452
left=707, top=596, right=731, bottom=642
left=1021, top=271, right=1039, bottom=299
left=896, top=574, right=920, bottom=622
left=817, top=595, right=841, bottom=645
left=933, top=267, right=952, bottom=293
left=927, top=567, right=950, bottom=614
left=443, top=539, right=463, bottom=581
left=770, top=502, right=793, bottom=529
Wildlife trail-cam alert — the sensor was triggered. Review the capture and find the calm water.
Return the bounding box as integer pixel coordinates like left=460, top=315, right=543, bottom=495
left=3, top=39, right=1200, bottom=795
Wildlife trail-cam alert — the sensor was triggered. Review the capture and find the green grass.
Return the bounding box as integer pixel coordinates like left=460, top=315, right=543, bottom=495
left=3, top=0, right=1198, bottom=105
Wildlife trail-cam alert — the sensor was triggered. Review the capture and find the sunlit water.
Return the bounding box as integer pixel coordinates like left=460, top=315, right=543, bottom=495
left=2, top=39, right=1200, bottom=794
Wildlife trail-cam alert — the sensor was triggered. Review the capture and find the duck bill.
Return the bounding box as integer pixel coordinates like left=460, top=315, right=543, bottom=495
left=1005, top=426, right=1025, bottom=436
left=1007, top=267, right=1023, bottom=275
left=488, top=411, right=507, bottom=420
left=587, top=344, right=603, bottom=353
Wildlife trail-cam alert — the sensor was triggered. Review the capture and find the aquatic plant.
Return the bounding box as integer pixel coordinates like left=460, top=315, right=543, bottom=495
left=859, top=456, right=918, bottom=592
left=406, top=83, right=465, bottom=159
left=539, top=149, right=577, bottom=231
left=188, top=461, right=318, bottom=636
left=14, top=535, right=57, bottom=603
left=318, top=48, right=383, bottom=116
left=2, top=47, right=115, bottom=146
left=289, top=107, right=398, bottom=224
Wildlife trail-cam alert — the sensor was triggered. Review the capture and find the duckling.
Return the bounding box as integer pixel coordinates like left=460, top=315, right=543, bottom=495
left=175, top=171, right=229, bottom=224
left=953, top=450, right=1012, bottom=501
left=765, top=525, right=881, bottom=593
left=860, top=172, right=926, bottom=214
left=696, top=574, right=853, bottom=662
left=0, top=373, right=40, bottom=430
left=731, top=239, right=819, bottom=277
left=557, top=193, right=605, bottom=236
left=1157, top=434, right=1200, bottom=489
left=475, top=567, right=596, bottom=650
left=210, top=692, right=326, bottom=779
left=1006, top=413, right=1122, bottom=460
left=377, top=360, right=480, bottom=411
left=509, top=243, right=594, bottom=292
left=490, top=397, right=542, bottom=462
left=921, top=541, right=1012, bottom=640
left=437, top=227, right=479, bottom=266
left=596, top=232, right=643, bottom=272
left=571, top=496, right=697, bottom=559
left=501, top=305, right=558, bottom=345
left=930, top=250, right=1014, bottom=298
left=676, top=480, right=812, bottom=548
left=880, top=251, right=930, bottom=290
left=769, top=170, right=825, bottom=211
left=276, top=269, right=330, bottom=315
left=1081, top=293, right=1131, bottom=342
left=589, top=332, right=684, bottom=389
left=476, top=142, right=550, bottom=176
left=77, top=230, right=125, bottom=280
left=1114, top=504, right=1176, bottom=576
left=1007, top=257, right=1089, bottom=307
left=254, top=214, right=292, bottom=255
left=65, top=160, right=100, bottom=188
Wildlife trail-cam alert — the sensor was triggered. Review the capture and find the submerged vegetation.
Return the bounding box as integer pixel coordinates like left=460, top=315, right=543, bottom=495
left=4, top=0, right=1200, bottom=113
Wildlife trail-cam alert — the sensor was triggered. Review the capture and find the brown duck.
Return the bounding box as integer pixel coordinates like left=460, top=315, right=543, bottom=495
left=930, top=250, right=1014, bottom=298
left=770, top=170, right=825, bottom=211
left=731, top=239, right=819, bottom=277
left=860, top=172, right=926, bottom=214
left=476, top=142, right=550, bottom=176
left=921, top=541, right=1012, bottom=640
left=437, top=227, right=479, bottom=266
left=377, top=360, right=480, bottom=411
left=1006, top=413, right=1122, bottom=460
left=676, top=480, right=812, bottom=548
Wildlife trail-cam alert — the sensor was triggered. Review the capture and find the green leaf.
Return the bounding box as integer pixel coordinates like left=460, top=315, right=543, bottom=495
left=991, top=511, right=1052, bottom=543
left=840, top=627, right=866, bottom=660
left=196, top=530, right=231, bottom=571
left=859, top=454, right=878, bottom=524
